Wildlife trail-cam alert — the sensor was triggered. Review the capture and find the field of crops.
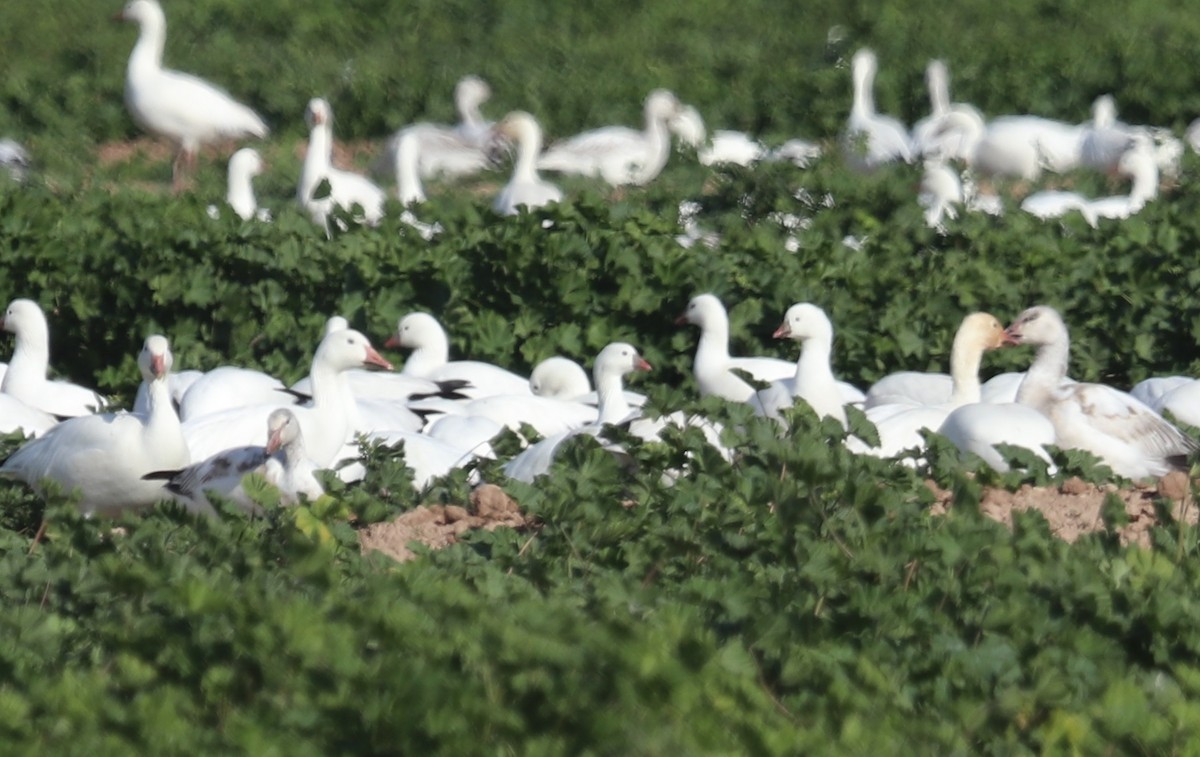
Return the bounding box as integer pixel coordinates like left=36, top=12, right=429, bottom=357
left=3, top=0, right=1200, bottom=752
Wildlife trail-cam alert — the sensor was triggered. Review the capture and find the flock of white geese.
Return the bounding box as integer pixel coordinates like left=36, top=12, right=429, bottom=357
left=0, top=294, right=1196, bottom=518
left=1, top=2, right=1198, bottom=515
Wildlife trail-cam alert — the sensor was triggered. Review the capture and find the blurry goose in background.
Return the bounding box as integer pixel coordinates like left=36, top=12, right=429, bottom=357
left=1005, top=305, right=1198, bottom=479
left=1019, top=189, right=1097, bottom=227
left=378, top=75, right=497, bottom=182
left=538, top=89, right=684, bottom=186
left=1, top=299, right=106, bottom=417
left=389, top=130, right=444, bottom=240
left=1086, top=135, right=1159, bottom=221
left=298, top=97, right=386, bottom=234
left=207, top=147, right=269, bottom=221
left=117, top=0, right=268, bottom=191
left=0, top=138, right=32, bottom=182
left=0, top=335, right=189, bottom=516
left=1079, top=95, right=1138, bottom=172
left=918, top=158, right=963, bottom=231
left=491, top=111, right=562, bottom=215
left=910, top=59, right=986, bottom=161
left=770, top=139, right=823, bottom=168
left=146, top=408, right=323, bottom=515
left=969, top=114, right=1084, bottom=181
left=842, top=48, right=913, bottom=170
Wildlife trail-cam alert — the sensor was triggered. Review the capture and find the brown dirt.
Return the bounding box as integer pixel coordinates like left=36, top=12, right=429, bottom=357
left=358, top=484, right=530, bottom=563
left=926, top=472, right=1198, bottom=547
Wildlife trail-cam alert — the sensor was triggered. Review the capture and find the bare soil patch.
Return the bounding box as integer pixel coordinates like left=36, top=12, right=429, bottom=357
left=358, top=484, right=530, bottom=563
left=926, top=472, right=1197, bottom=547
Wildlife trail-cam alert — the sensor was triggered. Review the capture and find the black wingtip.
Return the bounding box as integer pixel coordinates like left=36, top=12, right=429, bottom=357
left=141, top=469, right=180, bottom=481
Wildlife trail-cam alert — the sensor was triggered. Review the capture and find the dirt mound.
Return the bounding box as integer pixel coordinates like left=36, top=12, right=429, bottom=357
left=927, top=472, right=1197, bottom=546
left=358, top=484, right=529, bottom=563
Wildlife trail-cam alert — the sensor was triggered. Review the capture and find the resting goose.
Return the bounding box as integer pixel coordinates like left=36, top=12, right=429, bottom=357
left=842, top=48, right=913, bottom=170
left=1005, top=305, right=1198, bottom=479
left=386, top=312, right=530, bottom=397
left=538, top=89, right=684, bottom=186
left=177, top=365, right=297, bottom=422
left=213, top=147, right=269, bottom=222
left=1, top=299, right=106, bottom=417
left=937, top=401, right=1057, bottom=472
left=910, top=59, right=985, bottom=162
left=0, top=335, right=189, bottom=516
left=491, top=111, right=562, bottom=216
left=298, top=98, right=386, bottom=234
left=183, top=329, right=393, bottom=465
left=753, top=303, right=849, bottom=427
left=117, top=0, right=268, bottom=191
left=146, top=408, right=323, bottom=515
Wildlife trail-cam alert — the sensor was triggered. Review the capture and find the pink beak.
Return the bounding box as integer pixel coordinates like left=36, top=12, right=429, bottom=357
left=363, top=344, right=394, bottom=371
left=1002, top=326, right=1022, bottom=346
left=265, top=427, right=285, bottom=455
left=772, top=323, right=790, bottom=339
left=150, top=353, right=166, bottom=378
left=674, top=314, right=689, bottom=326
left=634, top=357, right=652, bottom=372
left=383, top=334, right=402, bottom=349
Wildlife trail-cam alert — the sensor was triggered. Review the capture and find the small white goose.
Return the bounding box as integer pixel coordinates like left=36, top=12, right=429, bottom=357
left=1005, top=305, right=1198, bottom=479
left=537, top=89, right=684, bottom=186
left=753, top=303, right=849, bottom=427
left=491, top=111, right=562, bottom=216
left=842, top=48, right=913, bottom=170
left=212, top=147, right=269, bottom=221
left=298, top=98, right=386, bottom=234
left=0, top=335, right=189, bottom=516
left=379, top=75, right=496, bottom=182
left=1, top=299, right=106, bottom=417
left=147, top=408, right=323, bottom=515
left=118, top=0, right=268, bottom=191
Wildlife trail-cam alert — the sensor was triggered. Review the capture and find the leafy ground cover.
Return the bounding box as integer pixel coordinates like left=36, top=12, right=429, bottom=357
left=3, top=0, right=1200, bottom=752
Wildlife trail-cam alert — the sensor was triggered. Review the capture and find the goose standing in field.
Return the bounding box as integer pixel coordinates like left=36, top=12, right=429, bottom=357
left=852, top=313, right=1009, bottom=460
left=1005, top=305, right=1198, bottom=479
left=842, top=48, right=913, bottom=170
left=298, top=97, right=386, bottom=234
left=385, top=312, right=531, bottom=397
left=910, top=59, right=985, bottom=161
left=1, top=299, right=106, bottom=417
left=0, top=335, right=189, bottom=516
left=183, top=329, right=394, bottom=465
left=753, top=303, right=848, bottom=428
left=207, top=147, right=269, bottom=221
left=117, top=0, right=268, bottom=191
left=491, top=111, right=562, bottom=216
left=146, top=408, right=323, bottom=515
left=537, top=89, right=684, bottom=186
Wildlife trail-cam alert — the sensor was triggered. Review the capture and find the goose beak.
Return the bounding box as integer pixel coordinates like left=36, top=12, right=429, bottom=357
left=150, top=353, right=166, bottom=378
left=362, top=345, right=394, bottom=371
left=265, top=427, right=285, bottom=455
left=635, top=357, right=652, bottom=372
left=674, top=314, right=689, bottom=326
left=383, top=334, right=401, bottom=349
left=1002, top=326, right=1022, bottom=346
left=772, top=322, right=791, bottom=339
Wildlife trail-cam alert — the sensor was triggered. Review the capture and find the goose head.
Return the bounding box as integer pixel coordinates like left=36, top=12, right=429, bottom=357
left=323, top=315, right=349, bottom=336
left=955, top=312, right=1008, bottom=354
left=139, top=334, right=173, bottom=382
left=1091, top=95, right=1117, bottom=128
left=675, top=293, right=726, bottom=327
left=529, top=356, right=591, bottom=399
left=645, top=89, right=682, bottom=122
left=117, top=0, right=163, bottom=26
left=1003, top=305, right=1066, bottom=347
left=668, top=105, right=707, bottom=148
left=305, top=98, right=331, bottom=129
left=229, top=147, right=264, bottom=180
left=265, top=408, right=302, bottom=454
left=491, top=111, right=541, bottom=156
left=0, top=298, right=46, bottom=336
left=455, top=76, right=492, bottom=113
left=317, top=329, right=393, bottom=372
left=594, top=342, right=652, bottom=385
left=384, top=312, right=443, bottom=350
left=772, top=303, right=833, bottom=343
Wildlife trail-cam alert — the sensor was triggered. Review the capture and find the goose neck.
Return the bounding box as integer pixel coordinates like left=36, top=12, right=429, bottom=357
left=394, top=132, right=426, bottom=206
left=595, top=370, right=632, bottom=425
left=299, top=123, right=332, bottom=202
left=947, top=338, right=985, bottom=406
left=127, top=12, right=165, bottom=75
left=513, top=122, right=543, bottom=182
left=1016, top=337, right=1069, bottom=410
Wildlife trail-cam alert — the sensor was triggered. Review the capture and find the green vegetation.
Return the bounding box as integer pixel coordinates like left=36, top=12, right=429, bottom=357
left=2, top=0, right=1200, bottom=753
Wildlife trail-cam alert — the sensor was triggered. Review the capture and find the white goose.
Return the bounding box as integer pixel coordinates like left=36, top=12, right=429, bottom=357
left=937, top=401, right=1057, bottom=472
left=842, top=48, right=913, bottom=170
left=529, top=356, right=592, bottom=400
left=387, top=130, right=444, bottom=240
left=1087, top=136, right=1159, bottom=221
left=1005, top=305, right=1197, bottom=479
left=753, top=303, right=849, bottom=427
left=853, top=313, right=1009, bottom=459
left=910, top=59, right=985, bottom=161
left=1154, top=380, right=1200, bottom=429
left=918, top=158, right=963, bottom=231
left=0, top=138, right=31, bottom=183
left=177, top=365, right=297, bottom=422
left=0, top=335, right=189, bottom=516
left=213, top=147, right=269, bottom=222
left=147, top=408, right=323, bottom=515
left=183, top=329, right=393, bottom=466
left=118, top=0, right=268, bottom=190
left=537, top=89, right=683, bottom=186
left=379, top=75, right=496, bottom=182
left=491, top=111, right=562, bottom=216
left=386, top=312, right=530, bottom=397
left=298, top=98, right=386, bottom=234
left=1, top=299, right=106, bottom=417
